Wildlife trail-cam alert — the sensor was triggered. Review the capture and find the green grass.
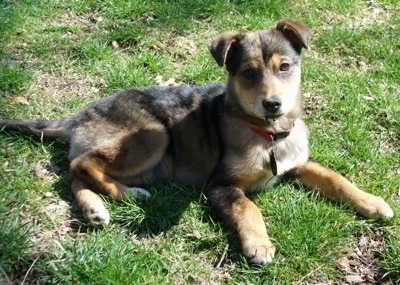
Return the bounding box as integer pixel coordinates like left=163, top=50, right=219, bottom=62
left=1, top=0, right=399, bottom=284
left=38, top=229, right=171, bottom=284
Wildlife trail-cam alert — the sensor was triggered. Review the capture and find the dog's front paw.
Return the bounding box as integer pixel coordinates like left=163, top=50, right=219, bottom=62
left=242, top=238, right=276, bottom=266
left=84, top=204, right=111, bottom=226
left=358, top=195, right=394, bottom=220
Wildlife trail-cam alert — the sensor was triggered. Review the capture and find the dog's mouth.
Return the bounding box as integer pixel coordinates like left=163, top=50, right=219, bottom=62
left=265, top=113, right=284, bottom=121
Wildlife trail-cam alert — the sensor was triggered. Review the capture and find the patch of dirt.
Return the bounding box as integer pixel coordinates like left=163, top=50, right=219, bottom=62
left=347, top=6, right=391, bottom=30
left=302, top=91, right=328, bottom=118
left=153, top=32, right=198, bottom=63
left=7, top=70, right=106, bottom=114
left=177, top=259, right=235, bottom=285
left=308, top=2, right=392, bottom=33
left=10, top=70, right=107, bottom=118
left=306, top=48, right=372, bottom=75
left=155, top=75, right=183, bottom=86
left=30, top=198, right=75, bottom=250
left=49, top=10, right=104, bottom=35
left=30, top=162, right=61, bottom=182
left=294, top=232, right=392, bottom=285
left=32, top=71, right=105, bottom=99
left=335, top=231, right=391, bottom=285
left=17, top=195, right=84, bottom=283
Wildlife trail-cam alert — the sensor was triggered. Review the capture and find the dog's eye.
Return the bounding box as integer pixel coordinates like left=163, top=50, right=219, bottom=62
left=243, top=69, right=255, bottom=79
left=279, top=63, right=290, bottom=72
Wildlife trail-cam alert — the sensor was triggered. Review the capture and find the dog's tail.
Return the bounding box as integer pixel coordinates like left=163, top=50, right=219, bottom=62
left=0, top=118, right=72, bottom=140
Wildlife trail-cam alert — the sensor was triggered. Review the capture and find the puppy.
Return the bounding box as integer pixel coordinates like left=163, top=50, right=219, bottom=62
left=0, top=19, right=393, bottom=266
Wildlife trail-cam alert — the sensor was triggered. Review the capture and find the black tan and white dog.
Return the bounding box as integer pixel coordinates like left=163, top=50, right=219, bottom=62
left=0, top=19, right=393, bottom=266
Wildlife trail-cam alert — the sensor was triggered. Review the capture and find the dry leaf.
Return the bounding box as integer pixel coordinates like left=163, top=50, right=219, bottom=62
left=155, top=76, right=181, bottom=86
left=337, top=256, right=350, bottom=269
left=186, top=230, right=202, bottom=239
left=111, top=40, right=119, bottom=49
left=346, top=275, right=363, bottom=283
left=10, top=96, right=30, bottom=105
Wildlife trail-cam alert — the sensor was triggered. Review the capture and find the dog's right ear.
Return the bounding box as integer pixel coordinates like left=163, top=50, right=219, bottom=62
left=208, top=31, right=243, bottom=67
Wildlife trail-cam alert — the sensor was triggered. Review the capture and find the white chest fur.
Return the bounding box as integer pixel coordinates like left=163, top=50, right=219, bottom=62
left=242, top=119, right=309, bottom=191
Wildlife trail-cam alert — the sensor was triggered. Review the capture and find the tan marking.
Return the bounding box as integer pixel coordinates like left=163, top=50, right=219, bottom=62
left=269, top=53, right=284, bottom=71
left=228, top=187, right=275, bottom=265
left=295, top=160, right=393, bottom=219
left=236, top=170, right=272, bottom=190
left=69, top=125, right=169, bottom=201
left=70, top=157, right=128, bottom=200
left=72, top=179, right=110, bottom=226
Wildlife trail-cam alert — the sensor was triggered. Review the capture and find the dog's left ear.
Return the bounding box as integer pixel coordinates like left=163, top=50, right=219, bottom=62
left=276, top=19, right=311, bottom=51
left=208, top=31, right=244, bottom=67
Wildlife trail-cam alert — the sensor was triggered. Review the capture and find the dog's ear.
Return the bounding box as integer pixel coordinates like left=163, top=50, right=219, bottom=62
left=208, top=31, right=243, bottom=67
left=276, top=19, right=311, bottom=51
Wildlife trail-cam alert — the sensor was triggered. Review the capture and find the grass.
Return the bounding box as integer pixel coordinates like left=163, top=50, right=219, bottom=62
left=0, top=0, right=399, bottom=284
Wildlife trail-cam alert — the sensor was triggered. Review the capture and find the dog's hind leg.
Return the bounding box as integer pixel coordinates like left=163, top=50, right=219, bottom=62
left=69, top=127, right=169, bottom=225
left=72, top=179, right=111, bottom=226
left=293, top=160, right=394, bottom=220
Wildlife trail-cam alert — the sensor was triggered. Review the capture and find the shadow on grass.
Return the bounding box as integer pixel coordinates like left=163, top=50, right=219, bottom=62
left=104, top=182, right=204, bottom=235
left=40, top=139, right=213, bottom=238
left=45, top=145, right=203, bottom=237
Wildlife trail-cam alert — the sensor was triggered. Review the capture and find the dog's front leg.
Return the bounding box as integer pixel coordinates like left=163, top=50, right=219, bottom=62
left=293, top=160, right=394, bottom=220
left=206, top=186, right=276, bottom=266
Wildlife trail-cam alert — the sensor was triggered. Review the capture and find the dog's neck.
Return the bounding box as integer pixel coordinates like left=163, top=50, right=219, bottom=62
left=248, top=124, right=293, bottom=141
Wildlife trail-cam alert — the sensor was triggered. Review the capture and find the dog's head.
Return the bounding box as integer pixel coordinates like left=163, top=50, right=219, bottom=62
left=209, top=19, right=310, bottom=129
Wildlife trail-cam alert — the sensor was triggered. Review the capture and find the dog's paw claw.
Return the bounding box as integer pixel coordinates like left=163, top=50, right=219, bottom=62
left=126, top=187, right=151, bottom=199
left=360, top=195, right=394, bottom=220
left=249, top=247, right=275, bottom=266
left=85, top=205, right=110, bottom=226
left=372, top=197, right=394, bottom=219
left=243, top=241, right=276, bottom=266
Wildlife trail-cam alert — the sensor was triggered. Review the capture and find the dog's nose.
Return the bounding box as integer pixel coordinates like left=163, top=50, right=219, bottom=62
left=262, top=98, right=282, bottom=112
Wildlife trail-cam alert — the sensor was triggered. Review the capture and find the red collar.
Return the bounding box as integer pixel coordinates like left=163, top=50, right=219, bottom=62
left=248, top=124, right=293, bottom=141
